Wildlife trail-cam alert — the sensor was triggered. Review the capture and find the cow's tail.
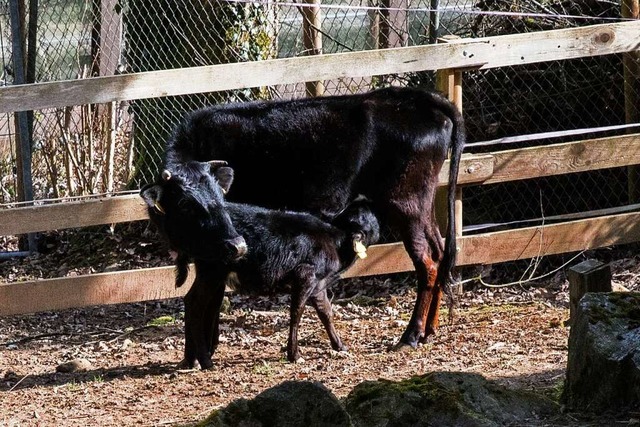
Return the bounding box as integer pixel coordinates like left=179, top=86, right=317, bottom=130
left=437, top=102, right=466, bottom=316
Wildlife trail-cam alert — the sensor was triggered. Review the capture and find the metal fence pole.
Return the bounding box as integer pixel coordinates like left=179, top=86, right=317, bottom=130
left=428, top=0, right=440, bottom=44
left=9, top=0, right=36, bottom=253
left=623, top=0, right=640, bottom=203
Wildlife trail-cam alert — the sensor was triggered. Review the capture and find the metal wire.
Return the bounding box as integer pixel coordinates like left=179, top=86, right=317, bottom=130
left=0, top=0, right=637, bottom=277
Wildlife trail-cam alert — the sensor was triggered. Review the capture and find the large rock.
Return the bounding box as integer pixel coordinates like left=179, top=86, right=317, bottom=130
left=199, top=380, right=350, bottom=427
left=345, top=372, right=558, bottom=427
left=563, top=292, right=640, bottom=411
left=198, top=373, right=561, bottom=426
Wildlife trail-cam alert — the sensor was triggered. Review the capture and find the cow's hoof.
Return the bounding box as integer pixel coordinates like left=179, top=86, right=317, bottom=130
left=176, top=358, right=196, bottom=370
left=419, top=330, right=437, bottom=344
left=197, top=358, right=214, bottom=370
left=391, top=341, right=417, bottom=352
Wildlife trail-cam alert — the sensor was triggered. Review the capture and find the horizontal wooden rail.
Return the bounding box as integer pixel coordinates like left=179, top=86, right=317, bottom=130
left=346, top=210, right=640, bottom=277
left=0, top=154, right=494, bottom=236
left=0, top=21, right=638, bottom=113
left=0, top=194, right=148, bottom=236
left=485, top=133, right=640, bottom=184
left=4, top=210, right=640, bottom=316
left=4, top=132, right=640, bottom=236
left=0, top=267, right=188, bottom=316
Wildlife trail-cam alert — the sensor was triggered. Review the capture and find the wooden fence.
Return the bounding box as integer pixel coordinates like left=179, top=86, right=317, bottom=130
left=1, top=21, right=640, bottom=316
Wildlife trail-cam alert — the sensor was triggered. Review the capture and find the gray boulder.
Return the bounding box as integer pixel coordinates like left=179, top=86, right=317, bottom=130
left=345, top=372, right=558, bottom=427
left=563, top=292, right=640, bottom=412
left=200, top=380, right=351, bottom=427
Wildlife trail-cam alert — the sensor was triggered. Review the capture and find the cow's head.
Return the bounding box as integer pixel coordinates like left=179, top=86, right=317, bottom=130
left=140, top=161, right=247, bottom=263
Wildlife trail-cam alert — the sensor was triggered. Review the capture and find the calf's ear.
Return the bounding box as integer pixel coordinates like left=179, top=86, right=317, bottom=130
left=140, top=184, right=165, bottom=213
left=212, top=166, right=234, bottom=195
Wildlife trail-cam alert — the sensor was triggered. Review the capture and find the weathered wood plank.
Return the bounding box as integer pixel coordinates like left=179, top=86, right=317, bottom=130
left=0, top=155, right=494, bottom=236
left=3, top=131, right=640, bottom=237
left=5, top=211, right=640, bottom=316
left=0, top=194, right=149, bottom=236
left=4, top=129, right=640, bottom=236
left=484, top=133, right=640, bottom=184
left=1, top=22, right=638, bottom=113
left=345, top=210, right=640, bottom=276
left=0, top=266, right=187, bottom=316
left=457, top=210, right=640, bottom=265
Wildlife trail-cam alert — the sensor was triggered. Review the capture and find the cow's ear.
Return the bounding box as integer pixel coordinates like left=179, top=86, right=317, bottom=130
left=212, top=166, right=234, bottom=195
left=140, top=184, right=165, bottom=213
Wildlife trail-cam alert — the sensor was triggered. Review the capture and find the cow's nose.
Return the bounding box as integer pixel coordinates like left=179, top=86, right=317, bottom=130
left=225, top=236, right=248, bottom=259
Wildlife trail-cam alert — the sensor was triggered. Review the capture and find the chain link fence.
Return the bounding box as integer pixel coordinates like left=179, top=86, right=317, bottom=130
left=1, top=0, right=639, bottom=269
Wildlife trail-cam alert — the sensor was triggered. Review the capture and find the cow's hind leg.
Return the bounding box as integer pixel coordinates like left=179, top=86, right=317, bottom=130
left=309, top=286, right=347, bottom=353
left=421, top=210, right=446, bottom=341
left=392, top=209, right=445, bottom=349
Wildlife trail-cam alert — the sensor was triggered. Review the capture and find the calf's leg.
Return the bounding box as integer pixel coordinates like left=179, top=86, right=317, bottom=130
left=286, top=264, right=318, bottom=362
left=309, top=287, right=347, bottom=352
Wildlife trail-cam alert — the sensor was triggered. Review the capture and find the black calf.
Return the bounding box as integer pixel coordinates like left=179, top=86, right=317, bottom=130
left=142, top=162, right=379, bottom=369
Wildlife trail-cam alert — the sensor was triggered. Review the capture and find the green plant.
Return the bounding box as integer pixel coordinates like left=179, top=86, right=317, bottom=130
left=147, top=315, right=176, bottom=327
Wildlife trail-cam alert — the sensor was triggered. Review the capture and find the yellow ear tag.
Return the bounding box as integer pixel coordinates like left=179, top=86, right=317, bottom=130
left=353, top=240, right=368, bottom=259
left=154, top=201, right=166, bottom=214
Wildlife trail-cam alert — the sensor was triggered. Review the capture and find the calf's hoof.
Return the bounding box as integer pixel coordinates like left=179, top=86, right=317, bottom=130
left=199, top=359, right=214, bottom=370
left=287, top=351, right=301, bottom=363
left=334, top=343, right=348, bottom=352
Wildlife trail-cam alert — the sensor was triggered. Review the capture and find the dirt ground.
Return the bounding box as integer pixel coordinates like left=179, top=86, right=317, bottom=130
left=1, top=228, right=640, bottom=426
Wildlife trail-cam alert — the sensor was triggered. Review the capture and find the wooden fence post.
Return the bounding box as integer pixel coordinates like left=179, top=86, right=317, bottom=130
left=435, top=68, right=463, bottom=237
left=567, top=259, right=612, bottom=324
left=435, top=40, right=463, bottom=293
left=302, top=0, right=324, bottom=97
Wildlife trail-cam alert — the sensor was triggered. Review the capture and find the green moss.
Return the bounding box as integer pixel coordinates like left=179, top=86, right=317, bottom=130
left=587, top=293, right=640, bottom=328
left=194, top=400, right=254, bottom=427
left=192, top=409, right=221, bottom=427
left=347, top=374, right=461, bottom=412
left=146, top=315, right=176, bottom=327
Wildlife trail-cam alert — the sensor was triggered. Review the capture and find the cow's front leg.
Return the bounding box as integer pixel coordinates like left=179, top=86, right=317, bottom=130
left=180, top=264, right=225, bottom=370
left=206, top=280, right=226, bottom=356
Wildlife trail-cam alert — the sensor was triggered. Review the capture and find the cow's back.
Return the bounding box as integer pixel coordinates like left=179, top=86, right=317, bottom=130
left=165, top=87, right=456, bottom=218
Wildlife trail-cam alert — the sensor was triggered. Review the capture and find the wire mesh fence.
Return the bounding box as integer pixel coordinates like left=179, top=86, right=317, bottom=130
left=0, top=0, right=639, bottom=264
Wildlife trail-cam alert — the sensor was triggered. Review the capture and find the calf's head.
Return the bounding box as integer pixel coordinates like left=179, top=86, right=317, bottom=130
left=332, top=197, right=381, bottom=258
left=140, top=161, right=247, bottom=262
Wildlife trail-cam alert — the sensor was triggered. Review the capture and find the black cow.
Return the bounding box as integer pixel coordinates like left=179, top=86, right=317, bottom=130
left=141, top=161, right=380, bottom=368
left=152, top=86, right=465, bottom=349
